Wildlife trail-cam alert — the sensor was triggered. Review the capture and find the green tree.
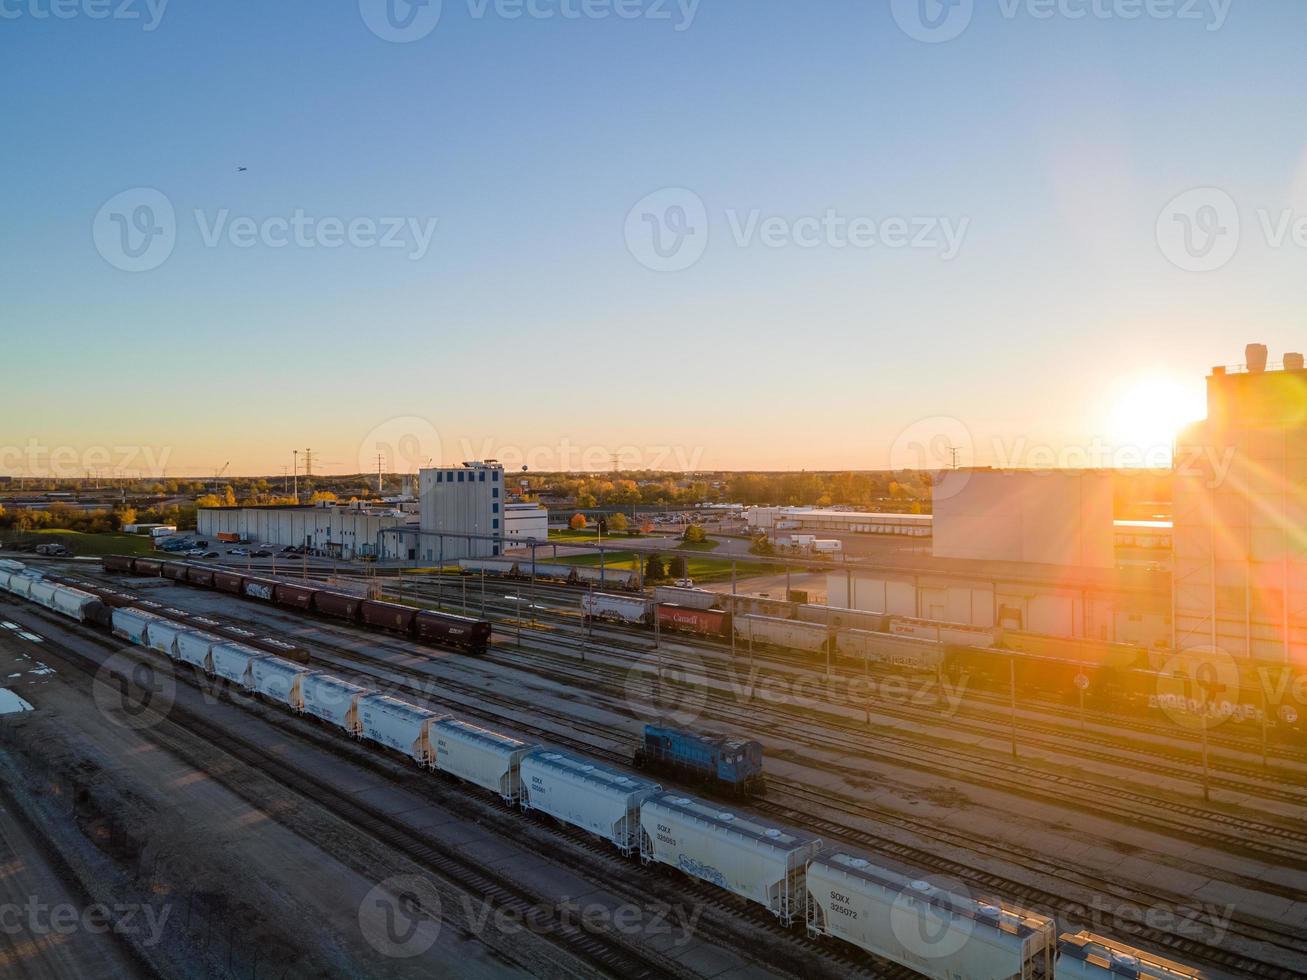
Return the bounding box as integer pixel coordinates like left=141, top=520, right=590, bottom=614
left=644, top=553, right=666, bottom=580
left=683, top=524, right=707, bottom=544
left=608, top=512, right=629, bottom=533
left=667, top=556, right=687, bottom=579
left=749, top=534, right=775, bottom=556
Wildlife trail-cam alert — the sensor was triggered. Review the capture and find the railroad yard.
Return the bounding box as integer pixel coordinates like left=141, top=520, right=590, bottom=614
left=0, top=555, right=1302, bottom=979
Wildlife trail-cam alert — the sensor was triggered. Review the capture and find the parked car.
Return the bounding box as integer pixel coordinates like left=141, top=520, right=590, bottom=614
left=228, top=548, right=249, bottom=556
left=674, top=578, right=694, bottom=587
left=186, top=549, right=205, bottom=557
left=203, top=552, right=219, bottom=559
left=252, top=550, right=273, bottom=558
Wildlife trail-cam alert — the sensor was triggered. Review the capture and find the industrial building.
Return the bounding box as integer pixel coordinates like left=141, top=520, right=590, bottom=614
left=1173, top=344, right=1307, bottom=664
left=196, top=461, right=547, bottom=563
left=197, top=502, right=412, bottom=560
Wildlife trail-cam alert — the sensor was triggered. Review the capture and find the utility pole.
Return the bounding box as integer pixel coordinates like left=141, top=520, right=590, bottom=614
left=292, top=450, right=299, bottom=500
left=377, top=453, right=384, bottom=494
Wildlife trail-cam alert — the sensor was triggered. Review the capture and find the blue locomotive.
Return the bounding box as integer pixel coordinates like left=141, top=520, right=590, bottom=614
left=633, top=724, right=765, bottom=797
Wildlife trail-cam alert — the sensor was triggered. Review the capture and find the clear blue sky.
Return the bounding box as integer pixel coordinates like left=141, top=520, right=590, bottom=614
left=5, top=0, right=1307, bottom=477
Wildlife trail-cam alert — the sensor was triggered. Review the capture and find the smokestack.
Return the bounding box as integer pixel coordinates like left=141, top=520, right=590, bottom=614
left=1246, top=343, right=1268, bottom=373
left=1286, top=352, right=1304, bottom=371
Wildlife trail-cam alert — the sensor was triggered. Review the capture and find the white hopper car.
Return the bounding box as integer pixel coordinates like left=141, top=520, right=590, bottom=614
left=520, top=749, right=660, bottom=854
left=735, top=614, right=830, bottom=653
left=144, top=619, right=190, bottom=659
left=301, top=674, right=369, bottom=735
left=175, top=631, right=221, bottom=671
left=358, top=695, right=447, bottom=768
left=1056, top=931, right=1205, bottom=979
left=581, top=592, right=653, bottom=626
left=834, top=629, right=944, bottom=672
left=433, top=718, right=538, bottom=804
left=640, top=793, right=821, bottom=926
left=250, top=657, right=315, bottom=712
left=111, top=607, right=170, bottom=646
left=209, top=642, right=268, bottom=690
left=653, top=586, right=720, bottom=610
left=806, top=850, right=1056, bottom=980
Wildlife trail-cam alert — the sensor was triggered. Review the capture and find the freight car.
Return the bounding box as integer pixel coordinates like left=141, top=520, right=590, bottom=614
left=735, top=614, right=831, bottom=654
left=889, top=615, right=997, bottom=648
left=806, top=851, right=1056, bottom=980
left=653, top=585, right=720, bottom=610
left=582, top=592, right=653, bottom=626
left=640, top=793, right=819, bottom=925
left=99, top=557, right=492, bottom=655
left=795, top=603, right=890, bottom=633
left=834, top=628, right=944, bottom=672
left=655, top=603, right=731, bottom=639
left=0, top=558, right=1210, bottom=979
left=633, top=724, right=765, bottom=797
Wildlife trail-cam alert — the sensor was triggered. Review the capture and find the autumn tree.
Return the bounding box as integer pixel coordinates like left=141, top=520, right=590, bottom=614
left=569, top=513, right=587, bottom=530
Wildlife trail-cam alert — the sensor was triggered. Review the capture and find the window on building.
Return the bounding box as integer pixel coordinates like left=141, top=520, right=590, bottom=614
left=458, top=472, right=464, bottom=482
left=492, top=487, right=499, bottom=498
left=493, top=471, right=500, bottom=481
left=492, top=519, right=499, bottom=529
left=479, top=471, right=485, bottom=482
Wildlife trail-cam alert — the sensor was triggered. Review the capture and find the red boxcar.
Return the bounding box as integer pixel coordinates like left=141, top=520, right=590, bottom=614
left=134, top=558, right=164, bottom=576
left=313, top=591, right=362, bottom=622
left=162, top=562, right=189, bottom=582
left=415, top=610, right=492, bottom=653
left=656, top=604, right=731, bottom=639
left=214, top=571, right=246, bottom=594
left=273, top=583, right=319, bottom=611
left=359, top=599, right=416, bottom=634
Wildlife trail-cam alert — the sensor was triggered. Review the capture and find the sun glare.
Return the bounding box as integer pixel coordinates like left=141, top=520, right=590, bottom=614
left=1108, top=378, right=1204, bottom=459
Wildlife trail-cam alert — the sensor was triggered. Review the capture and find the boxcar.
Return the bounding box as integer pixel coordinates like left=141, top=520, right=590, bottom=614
left=242, top=578, right=277, bottom=602
left=185, top=566, right=216, bottom=588
left=358, top=695, right=448, bottom=768
left=735, top=615, right=830, bottom=654
left=414, top=610, right=492, bottom=653
left=1056, top=932, right=1201, bottom=980
left=273, top=583, right=319, bottom=611
left=161, top=562, right=189, bottom=582
left=214, top=571, right=246, bottom=595
left=581, top=592, right=653, bottom=625
left=520, top=749, right=661, bottom=855
left=656, top=604, right=731, bottom=639
left=134, top=558, right=164, bottom=576
left=432, top=718, right=538, bottom=804
left=313, top=591, right=362, bottom=622
left=359, top=599, right=417, bottom=634
left=102, top=555, right=136, bottom=575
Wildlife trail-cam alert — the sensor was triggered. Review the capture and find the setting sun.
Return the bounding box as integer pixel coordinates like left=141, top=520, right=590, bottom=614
left=1107, top=378, right=1205, bottom=459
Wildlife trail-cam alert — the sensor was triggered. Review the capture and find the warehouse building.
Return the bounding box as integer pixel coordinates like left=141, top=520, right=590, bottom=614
left=197, top=502, right=411, bottom=560
left=1173, top=344, right=1307, bottom=664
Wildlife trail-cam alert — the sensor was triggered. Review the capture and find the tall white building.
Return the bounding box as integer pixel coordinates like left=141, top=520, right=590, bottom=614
left=416, top=461, right=505, bottom=561
left=1173, top=344, right=1307, bottom=664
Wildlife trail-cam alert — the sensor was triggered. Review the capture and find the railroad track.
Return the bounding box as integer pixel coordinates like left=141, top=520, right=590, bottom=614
left=214, top=610, right=1303, bottom=980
